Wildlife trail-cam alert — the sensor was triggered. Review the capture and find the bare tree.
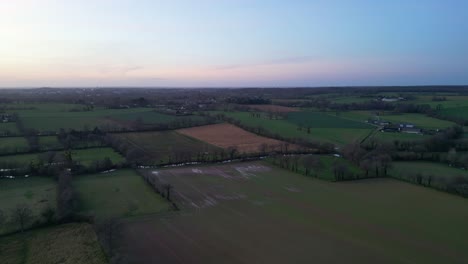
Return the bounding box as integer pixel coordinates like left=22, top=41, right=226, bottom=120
left=97, top=218, right=122, bottom=262
left=11, top=204, right=33, bottom=233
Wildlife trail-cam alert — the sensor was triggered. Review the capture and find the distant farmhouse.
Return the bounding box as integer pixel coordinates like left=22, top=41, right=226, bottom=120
left=379, top=122, right=422, bottom=134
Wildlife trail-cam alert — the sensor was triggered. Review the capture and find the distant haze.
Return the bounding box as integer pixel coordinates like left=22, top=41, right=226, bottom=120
left=1, top=0, right=467, bottom=87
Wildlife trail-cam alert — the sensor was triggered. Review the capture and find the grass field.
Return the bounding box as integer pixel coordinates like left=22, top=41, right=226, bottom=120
left=0, top=137, right=29, bottom=153
left=0, top=148, right=124, bottom=168
left=247, top=104, right=299, bottom=112
left=7, top=104, right=180, bottom=132
left=0, top=123, right=19, bottom=135
left=440, top=106, right=468, bottom=120
left=177, top=123, right=298, bottom=153
left=0, top=223, right=107, bottom=264
left=217, top=111, right=373, bottom=145
left=113, top=131, right=220, bottom=164
left=391, top=161, right=468, bottom=189
left=0, top=177, right=56, bottom=234
left=339, top=111, right=455, bottom=129
left=72, top=147, right=125, bottom=166
left=287, top=111, right=374, bottom=129
left=38, top=136, right=63, bottom=150
left=270, top=155, right=364, bottom=181
left=122, top=161, right=468, bottom=263
left=74, top=169, right=171, bottom=220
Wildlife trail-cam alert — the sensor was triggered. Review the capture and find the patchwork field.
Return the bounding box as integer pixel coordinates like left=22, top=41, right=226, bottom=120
left=0, top=147, right=124, bottom=168
left=217, top=111, right=374, bottom=145
left=122, top=161, right=468, bottom=264
left=247, top=104, right=299, bottom=112
left=440, top=106, right=468, bottom=120
left=391, top=161, right=468, bottom=189
left=5, top=103, right=186, bottom=132
left=0, top=177, right=56, bottom=234
left=287, top=111, right=374, bottom=129
left=113, top=131, right=220, bottom=164
left=0, top=123, right=19, bottom=135
left=74, top=169, right=170, bottom=220
left=339, top=111, right=455, bottom=129
left=177, top=123, right=297, bottom=153
left=0, top=137, right=29, bottom=153
left=0, top=223, right=107, bottom=264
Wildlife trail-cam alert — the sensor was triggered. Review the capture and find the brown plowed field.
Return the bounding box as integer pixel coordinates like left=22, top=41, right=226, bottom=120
left=247, top=104, right=299, bottom=112
left=177, top=123, right=296, bottom=153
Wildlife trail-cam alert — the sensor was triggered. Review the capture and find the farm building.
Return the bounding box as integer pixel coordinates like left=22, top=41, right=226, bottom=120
left=401, top=127, right=422, bottom=134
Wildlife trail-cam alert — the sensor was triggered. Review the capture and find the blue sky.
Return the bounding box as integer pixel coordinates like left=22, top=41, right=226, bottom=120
left=0, top=0, right=467, bottom=87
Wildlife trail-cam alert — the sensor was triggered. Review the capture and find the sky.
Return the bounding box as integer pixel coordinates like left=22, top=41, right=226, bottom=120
left=0, top=0, right=467, bottom=87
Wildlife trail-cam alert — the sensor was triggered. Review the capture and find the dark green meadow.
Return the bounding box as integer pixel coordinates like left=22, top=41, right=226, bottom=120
left=125, top=161, right=468, bottom=264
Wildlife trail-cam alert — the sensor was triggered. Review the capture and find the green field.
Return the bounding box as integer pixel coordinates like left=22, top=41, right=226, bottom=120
left=74, top=169, right=171, bottom=220
left=113, top=131, right=221, bottom=164
left=287, top=111, right=374, bottom=129
left=7, top=104, right=180, bottom=132
left=391, top=161, right=468, bottom=189
left=125, top=161, right=468, bottom=263
left=339, top=111, right=454, bottom=129
left=38, top=136, right=63, bottom=150
left=72, top=147, right=125, bottom=166
left=216, top=111, right=373, bottom=145
left=0, top=123, right=19, bottom=135
left=0, top=148, right=124, bottom=168
left=0, top=137, right=29, bottom=153
left=440, top=106, right=468, bottom=120
left=0, top=177, right=56, bottom=234
left=368, top=131, right=430, bottom=143
left=0, top=223, right=107, bottom=264
left=380, top=113, right=455, bottom=129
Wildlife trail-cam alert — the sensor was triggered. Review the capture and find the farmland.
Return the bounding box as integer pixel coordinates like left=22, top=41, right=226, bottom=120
left=0, top=147, right=124, bottom=168
left=247, top=104, right=299, bottom=112
left=112, top=131, right=220, bottom=164
left=0, top=177, right=56, bottom=234
left=0, top=223, right=107, bottom=264
left=177, top=123, right=298, bottom=153
left=217, top=111, right=374, bottom=145
left=73, top=169, right=171, bottom=220
left=391, top=161, right=468, bottom=189
left=0, top=137, right=28, bottom=153
left=123, top=161, right=468, bottom=263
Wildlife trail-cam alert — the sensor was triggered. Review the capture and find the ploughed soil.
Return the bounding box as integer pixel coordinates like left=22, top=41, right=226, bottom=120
left=177, top=123, right=298, bottom=153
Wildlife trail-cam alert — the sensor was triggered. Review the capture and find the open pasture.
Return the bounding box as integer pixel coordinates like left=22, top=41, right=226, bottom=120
left=177, top=123, right=298, bottom=153
left=0, top=147, right=124, bottom=168
left=287, top=111, right=374, bottom=129
left=73, top=169, right=170, bottom=220
left=217, top=111, right=373, bottom=145
left=113, top=131, right=220, bottom=164
left=0, top=123, right=19, bottom=135
left=391, top=161, right=468, bottom=189
left=124, top=161, right=468, bottom=264
left=11, top=105, right=180, bottom=132
left=0, top=137, right=29, bottom=153
left=247, top=104, right=299, bottom=112
left=0, top=223, right=107, bottom=264
left=0, top=177, right=56, bottom=234
left=440, top=106, right=468, bottom=120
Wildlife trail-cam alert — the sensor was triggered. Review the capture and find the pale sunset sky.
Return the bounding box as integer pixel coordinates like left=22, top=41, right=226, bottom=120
left=1, top=0, right=467, bottom=87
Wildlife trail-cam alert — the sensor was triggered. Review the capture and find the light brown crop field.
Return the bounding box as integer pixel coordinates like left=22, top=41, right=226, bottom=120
left=177, top=123, right=298, bottom=153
